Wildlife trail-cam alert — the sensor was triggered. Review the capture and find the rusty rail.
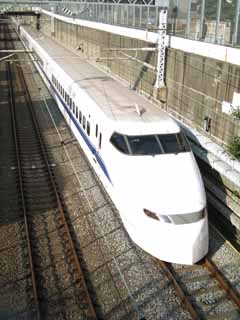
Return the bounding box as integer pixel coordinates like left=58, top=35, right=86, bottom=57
left=157, top=257, right=240, bottom=320
left=203, top=258, right=240, bottom=309
left=158, top=260, right=198, bottom=319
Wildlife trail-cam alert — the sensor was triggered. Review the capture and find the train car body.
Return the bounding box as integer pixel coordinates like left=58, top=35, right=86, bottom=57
left=18, top=25, right=209, bottom=264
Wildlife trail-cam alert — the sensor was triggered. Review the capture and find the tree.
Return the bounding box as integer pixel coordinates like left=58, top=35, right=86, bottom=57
left=205, top=0, right=235, bottom=21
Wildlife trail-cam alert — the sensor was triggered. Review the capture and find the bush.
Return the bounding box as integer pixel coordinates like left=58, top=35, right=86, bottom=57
left=228, top=136, right=240, bottom=160
left=231, top=107, right=240, bottom=120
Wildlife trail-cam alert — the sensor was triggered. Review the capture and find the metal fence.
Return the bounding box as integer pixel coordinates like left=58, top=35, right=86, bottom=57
left=1, top=0, right=240, bottom=47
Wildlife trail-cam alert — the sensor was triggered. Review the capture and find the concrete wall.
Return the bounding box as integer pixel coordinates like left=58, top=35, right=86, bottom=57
left=166, top=49, right=240, bottom=145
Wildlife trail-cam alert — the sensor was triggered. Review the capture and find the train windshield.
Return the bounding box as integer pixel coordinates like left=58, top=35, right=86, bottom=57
left=110, top=132, right=190, bottom=155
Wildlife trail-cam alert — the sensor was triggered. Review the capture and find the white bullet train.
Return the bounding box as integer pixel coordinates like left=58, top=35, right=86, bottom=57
left=18, top=24, right=209, bottom=264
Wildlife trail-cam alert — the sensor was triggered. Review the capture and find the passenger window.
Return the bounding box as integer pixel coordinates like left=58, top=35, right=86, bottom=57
left=87, top=121, right=90, bottom=136
left=76, top=106, right=78, bottom=118
left=99, top=133, right=102, bottom=149
left=95, top=124, right=98, bottom=137
left=79, top=110, right=82, bottom=124
left=83, top=116, right=86, bottom=130
left=70, top=98, right=72, bottom=110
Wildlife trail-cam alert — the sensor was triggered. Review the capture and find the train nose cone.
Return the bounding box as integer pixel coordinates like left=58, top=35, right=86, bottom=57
left=133, top=155, right=206, bottom=215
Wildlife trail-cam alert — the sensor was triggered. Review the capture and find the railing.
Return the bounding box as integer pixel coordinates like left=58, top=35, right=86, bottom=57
left=1, top=0, right=240, bottom=47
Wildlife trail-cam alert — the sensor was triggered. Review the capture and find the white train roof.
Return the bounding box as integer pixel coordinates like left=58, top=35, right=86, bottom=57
left=25, top=27, right=179, bottom=135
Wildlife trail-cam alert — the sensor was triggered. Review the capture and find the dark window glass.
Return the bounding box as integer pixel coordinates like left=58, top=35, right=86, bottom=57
left=70, top=98, right=72, bottom=110
left=99, top=133, right=102, bottom=149
left=110, top=132, right=129, bottom=154
left=87, top=121, right=90, bottom=136
left=83, top=116, right=86, bottom=130
left=158, top=132, right=190, bottom=154
left=109, top=131, right=190, bottom=156
left=95, top=124, right=98, bottom=137
left=75, top=106, right=78, bottom=118
left=128, top=135, right=162, bottom=155
left=79, top=110, right=82, bottom=124
left=177, top=132, right=190, bottom=152
left=158, top=134, right=178, bottom=154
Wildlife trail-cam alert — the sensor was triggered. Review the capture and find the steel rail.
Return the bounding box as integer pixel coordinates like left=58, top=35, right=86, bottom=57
left=158, top=256, right=240, bottom=320
left=158, top=260, right=198, bottom=319
left=5, top=25, right=41, bottom=320
left=203, top=258, right=240, bottom=310
left=16, top=45, right=97, bottom=320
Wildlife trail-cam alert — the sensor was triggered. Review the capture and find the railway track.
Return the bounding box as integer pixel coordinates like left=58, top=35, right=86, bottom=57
left=156, top=256, right=240, bottom=319
left=2, top=21, right=97, bottom=319
left=0, top=21, right=29, bottom=320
